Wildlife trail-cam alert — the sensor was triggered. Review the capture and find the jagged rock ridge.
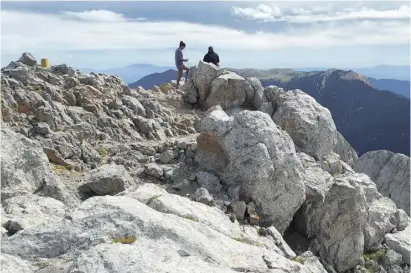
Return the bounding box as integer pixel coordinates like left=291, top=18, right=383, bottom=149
left=0, top=54, right=410, bottom=273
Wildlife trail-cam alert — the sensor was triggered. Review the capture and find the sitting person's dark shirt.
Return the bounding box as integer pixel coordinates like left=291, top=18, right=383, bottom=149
left=203, top=50, right=220, bottom=66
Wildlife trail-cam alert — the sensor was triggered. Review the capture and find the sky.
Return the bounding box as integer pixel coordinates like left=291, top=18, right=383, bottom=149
left=1, top=1, right=410, bottom=69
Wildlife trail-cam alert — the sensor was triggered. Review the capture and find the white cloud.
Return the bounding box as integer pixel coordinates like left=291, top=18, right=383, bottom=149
left=232, top=4, right=411, bottom=23
left=0, top=8, right=409, bottom=66
left=61, top=10, right=146, bottom=22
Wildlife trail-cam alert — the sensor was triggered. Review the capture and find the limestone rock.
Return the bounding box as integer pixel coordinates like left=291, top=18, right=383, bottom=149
left=195, top=171, right=221, bottom=194
left=196, top=107, right=305, bottom=233
left=18, top=53, right=37, bottom=66
left=78, top=164, right=133, bottom=197
left=2, top=195, right=66, bottom=235
left=385, top=224, right=411, bottom=264
left=272, top=89, right=337, bottom=160
left=205, top=72, right=250, bottom=110
left=354, top=150, right=410, bottom=215
left=193, top=61, right=220, bottom=103
left=192, top=187, right=213, bottom=205
left=144, top=163, right=164, bottom=179
left=159, top=150, right=175, bottom=164
left=0, top=253, right=33, bottom=273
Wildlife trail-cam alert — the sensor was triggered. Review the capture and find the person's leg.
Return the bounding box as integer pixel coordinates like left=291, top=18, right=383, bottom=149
left=176, top=68, right=183, bottom=88
left=183, top=64, right=190, bottom=82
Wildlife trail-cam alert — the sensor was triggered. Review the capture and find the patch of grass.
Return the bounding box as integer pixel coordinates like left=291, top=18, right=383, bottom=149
left=34, top=85, right=44, bottom=96
left=231, top=236, right=263, bottom=247
left=112, top=235, right=136, bottom=244
left=97, top=147, right=109, bottom=158
left=292, top=256, right=307, bottom=264
left=363, top=249, right=387, bottom=262
left=50, top=164, right=73, bottom=174
left=146, top=194, right=162, bottom=205
left=182, top=215, right=198, bottom=222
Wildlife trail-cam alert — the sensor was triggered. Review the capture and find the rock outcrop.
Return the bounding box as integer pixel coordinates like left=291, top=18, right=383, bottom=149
left=354, top=150, right=410, bottom=215
left=1, top=53, right=409, bottom=273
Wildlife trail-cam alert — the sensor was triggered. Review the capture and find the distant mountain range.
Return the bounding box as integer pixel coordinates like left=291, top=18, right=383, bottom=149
left=82, top=64, right=410, bottom=85
left=129, top=67, right=410, bottom=99
left=129, top=69, right=177, bottom=89
left=81, top=64, right=173, bottom=84
left=230, top=68, right=410, bottom=156
left=129, top=67, right=410, bottom=156
left=295, top=65, right=410, bottom=81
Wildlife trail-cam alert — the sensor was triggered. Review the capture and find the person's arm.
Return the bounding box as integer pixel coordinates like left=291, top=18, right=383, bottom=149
left=177, top=50, right=185, bottom=63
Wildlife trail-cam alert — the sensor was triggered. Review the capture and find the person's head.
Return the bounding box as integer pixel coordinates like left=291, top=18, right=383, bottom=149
left=208, top=46, right=214, bottom=52
left=179, top=41, right=186, bottom=50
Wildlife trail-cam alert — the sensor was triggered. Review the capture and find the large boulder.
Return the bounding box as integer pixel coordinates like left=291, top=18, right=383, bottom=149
left=2, top=195, right=66, bottom=236
left=385, top=223, right=411, bottom=264
left=272, top=90, right=337, bottom=160
left=18, top=52, right=37, bottom=66
left=205, top=72, right=251, bottom=110
left=354, top=150, right=410, bottom=215
left=2, top=184, right=327, bottom=273
left=78, top=164, right=134, bottom=198
left=195, top=106, right=305, bottom=233
left=296, top=173, right=367, bottom=272
left=193, top=61, right=221, bottom=103
left=0, top=128, right=70, bottom=204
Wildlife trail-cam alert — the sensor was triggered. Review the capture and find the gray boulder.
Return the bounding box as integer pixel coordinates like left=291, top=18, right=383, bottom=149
left=144, top=163, right=164, bottom=179
left=296, top=173, right=367, bottom=272
left=193, top=61, right=221, bottom=103
left=2, top=195, right=66, bottom=235
left=1, top=184, right=327, bottom=273
left=159, top=150, right=175, bottom=164
left=196, top=107, right=305, bottom=233
left=122, top=95, right=146, bottom=117
left=0, top=128, right=70, bottom=204
left=205, top=72, right=251, bottom=110
left=192, top=187, right=214, bottom=205
left=78, top=164, right=133, bottom=197
left=18, top=52, right=37, bottom=66
left=385, top=223, right=411, bottom=264
left=272, top=90, right=337, bottom=160
left=195, top=171, right=221, bottom=194
left=354, top=150, right=410, bottom=215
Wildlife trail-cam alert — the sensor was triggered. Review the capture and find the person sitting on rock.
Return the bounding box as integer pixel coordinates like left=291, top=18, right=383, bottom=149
left=175, top=41, right=189, bottom=88
left=203, top=46, right=220, bottom=66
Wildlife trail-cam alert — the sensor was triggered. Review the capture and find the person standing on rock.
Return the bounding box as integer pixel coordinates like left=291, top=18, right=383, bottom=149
left=175, top=41, right=189, bottom=89
left=203, top=46, right=219, bottom=66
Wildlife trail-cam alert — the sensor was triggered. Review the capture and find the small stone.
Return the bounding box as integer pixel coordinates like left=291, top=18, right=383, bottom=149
left=144, top=163, right=163, bottom=179
left=177, top=249, right=190, bottom=257
left=177, top=142, right=187, bottom=150
left=249, top=213, right=260, bottom=225
left=229, top=201, right=247, bottom=220
left=36, top=122, right=51, bottom=135
left=164, top=169, right=174, bottom=181
left=172, top=179, right=190, bottom=191
left=188, top=173, right=196, bottom=181
left=395, top=209, right=408, bottom=231
left=192, top=188, right=213, bottom=205
left=196, top=171, right=221, bottom=194
left=382, top=249, right=402, bottom=267
left=185, top=158, right=193, bottom=164
left=159, top=150, right=174, bottom=164
left=229, top=215, right=236, bottom=223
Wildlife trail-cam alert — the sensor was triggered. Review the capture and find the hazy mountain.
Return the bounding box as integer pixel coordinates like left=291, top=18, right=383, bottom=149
left=129, top=69, right=177, bottom=89
left=231, top=68, right=409, bottom=156
left=81, top=64, right=173, bottom=84
left=368, top=78, right=410, bottom=98
left=295, top=65, right=410, bottom=81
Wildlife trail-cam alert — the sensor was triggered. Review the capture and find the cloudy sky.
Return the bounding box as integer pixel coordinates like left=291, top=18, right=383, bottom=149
left=1, top=1, right=410, bottom=69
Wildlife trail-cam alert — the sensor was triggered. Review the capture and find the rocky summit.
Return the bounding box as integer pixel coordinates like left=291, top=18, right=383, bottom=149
left=0, top=54, right=410, bottom=273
